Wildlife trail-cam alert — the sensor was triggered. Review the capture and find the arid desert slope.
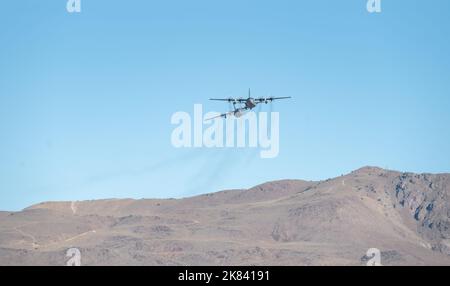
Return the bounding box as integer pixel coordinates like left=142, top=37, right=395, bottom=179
left=1, top=167, right=449, bottom=265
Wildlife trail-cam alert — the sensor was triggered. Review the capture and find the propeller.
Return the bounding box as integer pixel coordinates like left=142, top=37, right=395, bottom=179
left=256, top=97, right=265, bottom=103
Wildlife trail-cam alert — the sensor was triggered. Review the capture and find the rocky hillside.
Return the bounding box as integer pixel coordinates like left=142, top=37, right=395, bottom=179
left=0, top=167, right=449, bottom=265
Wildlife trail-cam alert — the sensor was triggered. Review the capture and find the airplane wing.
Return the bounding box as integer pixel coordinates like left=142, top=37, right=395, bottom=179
left=204, top=111, right=234, bottom=122
left=209, top=98, right=234, bottom=101
left=209, top=98, right=247, bottom=103
left=255, top=96, right=291, bottom=103
left=204, top=107, right=250, bottom=122
left=270, top=96, right=291, bottom=100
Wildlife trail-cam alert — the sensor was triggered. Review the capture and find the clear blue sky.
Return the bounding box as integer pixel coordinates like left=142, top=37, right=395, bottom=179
left=1, top=0, right=450, bottom=211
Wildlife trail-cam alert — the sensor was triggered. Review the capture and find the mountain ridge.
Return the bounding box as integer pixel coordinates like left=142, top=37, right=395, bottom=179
left=1, top=166, right=449, bottom=265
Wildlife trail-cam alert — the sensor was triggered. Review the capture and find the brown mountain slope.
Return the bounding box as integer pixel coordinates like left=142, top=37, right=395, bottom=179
left=0, top=167, right=449, bottom=265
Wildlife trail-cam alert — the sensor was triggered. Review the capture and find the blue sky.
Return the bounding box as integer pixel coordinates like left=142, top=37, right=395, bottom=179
left=1, top=0, right=450, bottom=211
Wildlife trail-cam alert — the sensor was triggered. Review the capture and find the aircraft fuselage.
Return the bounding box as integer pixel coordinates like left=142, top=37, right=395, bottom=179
left=245, top=98, right=256, bottom=110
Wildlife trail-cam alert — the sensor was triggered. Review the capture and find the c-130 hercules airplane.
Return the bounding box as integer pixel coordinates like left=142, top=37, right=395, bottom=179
left=207, top=89, right=291, bottom=120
